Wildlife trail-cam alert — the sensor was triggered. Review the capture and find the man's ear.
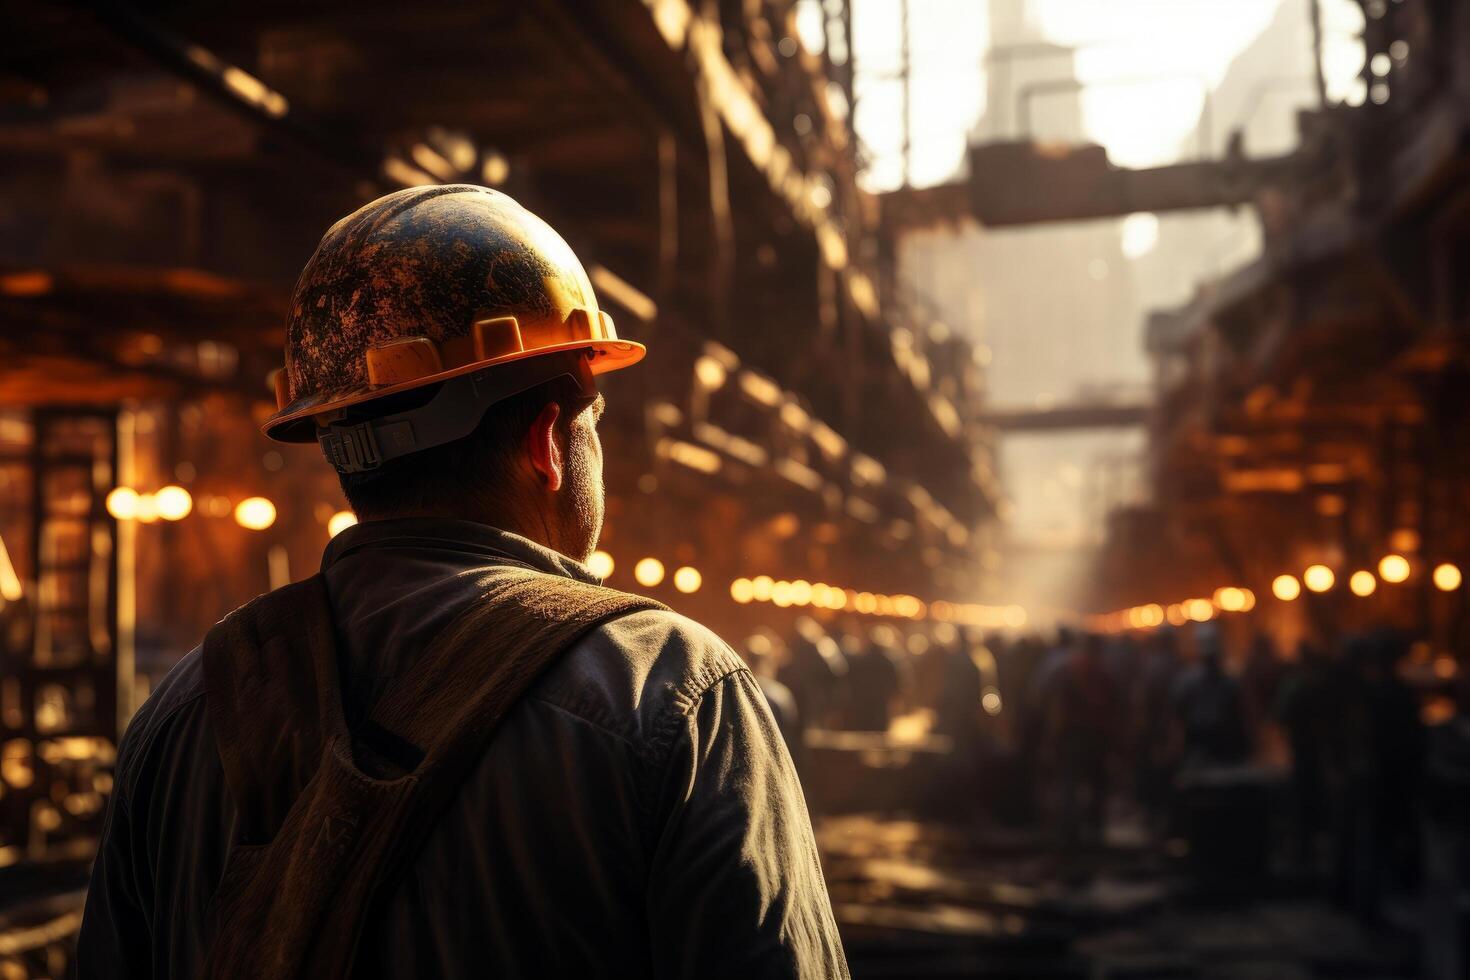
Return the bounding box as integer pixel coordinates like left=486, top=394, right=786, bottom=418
left=526, top=402, right=564, bottom=492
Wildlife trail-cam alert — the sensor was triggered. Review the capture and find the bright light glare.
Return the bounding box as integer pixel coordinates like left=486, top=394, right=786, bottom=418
left=731, top=578, right=754, bottom=603
left=105, top=487, right=140, bottom=521
left=634, top=558, right=665, bottom=588
left=1214, top=587, right=1245, bottom=612
left=1185, top=598, right=1214, bottom=622
left=1379, top=554, right=1411, bottom=584
left=328, top=511, right=358, bottom=538
left=585, top=550, right=614, bottom=579
left=234, top=497, right=277, bottom=531
left=1272, top=574, right=1301, bottom=602
left=1303, top=564, right=1335, bottom=593
left=1349, top=571, right=1377, bottom=597
left=0, top=534, right=22, bottom=602
left=154, top=486, right=193, bottom=521
left=1120, top=212, right=1159, bottom=259
left=673, top=566, right=703, bottom=594
left=1433, top=563, right=1462, bottom=592
left=134, top=494, right=159, bottom=524
left=1036, top=0, right=1280, bottom=166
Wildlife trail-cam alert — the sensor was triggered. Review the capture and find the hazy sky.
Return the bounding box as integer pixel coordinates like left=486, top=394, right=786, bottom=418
left=843, top=0, right=1367, bottom=190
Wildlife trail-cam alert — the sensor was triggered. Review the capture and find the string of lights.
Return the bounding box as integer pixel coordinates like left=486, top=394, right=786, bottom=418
left=1094, top=554, right=1466, bottom=633
left=585, top=549, right=1025, bottom=626
left=101, top=498, right=1021, bottom=627
left=105, top=485, right=355, bottom=537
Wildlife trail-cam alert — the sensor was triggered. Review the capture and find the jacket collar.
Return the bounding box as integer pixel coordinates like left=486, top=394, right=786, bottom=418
left=320, top=517, right=601, bottom=585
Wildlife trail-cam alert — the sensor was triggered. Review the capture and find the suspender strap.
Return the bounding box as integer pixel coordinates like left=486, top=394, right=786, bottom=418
left=202, top=569, right=665, bottom=979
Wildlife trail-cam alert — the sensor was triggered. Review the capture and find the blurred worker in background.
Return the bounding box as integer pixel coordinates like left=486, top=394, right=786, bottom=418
left=743, top=628, right=802, bottom=760
left=1275, top=639, right=1348, bottom=874
left=780, top=614, right=849, bottom=733
left=78, top=186, right=847, bottom=979
left=1339, top=630, right=1423, bottom=921
left=844, top=624, right=909, bottom=731
left=1037, top=632, right=1120, bottom=850
left=1132, top=627, right=1182, bottom=832
left=1170, top=623, right=1251, bottom=769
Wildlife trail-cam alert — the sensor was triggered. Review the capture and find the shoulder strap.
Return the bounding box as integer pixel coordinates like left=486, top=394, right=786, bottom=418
left=203, top=574, right=343, bottom=844
left=203, top=568, right=665, bottom=980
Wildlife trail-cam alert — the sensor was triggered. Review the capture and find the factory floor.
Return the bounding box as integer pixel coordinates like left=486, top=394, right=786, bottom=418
left=820, top=814, right=1419, bottom=980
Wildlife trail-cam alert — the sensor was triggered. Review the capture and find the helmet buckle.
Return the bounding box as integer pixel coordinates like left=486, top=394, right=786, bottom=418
left=319, top=420, right=383, bottom=474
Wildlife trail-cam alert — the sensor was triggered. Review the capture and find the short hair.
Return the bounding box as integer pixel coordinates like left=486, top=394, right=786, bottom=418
left=337, top=376, right=585, bottom=519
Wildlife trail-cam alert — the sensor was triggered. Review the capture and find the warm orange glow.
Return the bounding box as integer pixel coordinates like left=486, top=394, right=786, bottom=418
left=1185, top=598, right=1214, bottom=622
left=693, top=355, right=728, bottom=389
left=234, top=497, right=277, bottom=531
left=1272, top=574, right=1301, bottom=601
left=633, top=558, right=665, bottom=588
left=105, top=487, right=140, bottom=521
left=1379, top=554, right=1411, bottom=583
left=154, top=485, right=193, bottom=521
left=1349, top=570, right=1377, bottom=597
left=134, top=494, right=159, bottom=524
left=1433, top=563, right=1462, bottom=592
left=585, top=550, right=614, bottom=579
left=328, top=511, right=359, bottom=538
left=1213, top=587, right=1246, bottom=612
left=751, top=576, right=774, bottom=601
left=1303, top=564, right=1335, bottom=593
left=730, top=578, right=754, bottom=603
left=673, top=566, right=702, bottom=594
left=0, top=535, right=21, bottom=603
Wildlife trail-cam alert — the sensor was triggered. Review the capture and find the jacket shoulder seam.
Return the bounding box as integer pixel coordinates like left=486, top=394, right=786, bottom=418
left=116, top=687, right=208, bottom=799
left=522, top=694, right=641, bottom=752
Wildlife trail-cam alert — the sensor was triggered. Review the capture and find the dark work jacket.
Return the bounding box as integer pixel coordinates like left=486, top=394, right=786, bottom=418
left=77, top=519, right=849, bottom=979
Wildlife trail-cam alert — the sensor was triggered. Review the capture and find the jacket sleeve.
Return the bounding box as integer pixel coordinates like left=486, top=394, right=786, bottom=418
left=76, top=730, right=154, bottom=978
left=646, top=667, right=849, bottom=980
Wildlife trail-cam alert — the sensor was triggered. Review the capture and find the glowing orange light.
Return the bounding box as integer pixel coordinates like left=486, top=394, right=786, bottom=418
left=1349, top=570, right=1376, bottom=597
left=135, top=494, right=159, bottom=524
left=154, top=485, right=193, bottom=521
left=1303, top=564, right=1335, bottom=593
left=585, top=550, right=614, bottom=579
left=633, top=558, right=665, bottom=588
left=1214, top=587, right=1246, bottom=612
left=105, top=488, right=140, bottom=521
left=1433, top=563, right=1462, bottom=592
left=1272, top=575, right=1301, bottom=601
left=673, top=566, right=702, bottom=594
left=730, top=578, right=754, bottom=603
left=234, top=497, right=276, bottom=531
left=328, top=510, right=359, bottom=538
left=1378, top=554, right=1410, bottom=583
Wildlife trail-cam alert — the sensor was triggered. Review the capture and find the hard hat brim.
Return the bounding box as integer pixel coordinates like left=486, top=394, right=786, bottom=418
left=262, top=338, right=645, bottom=443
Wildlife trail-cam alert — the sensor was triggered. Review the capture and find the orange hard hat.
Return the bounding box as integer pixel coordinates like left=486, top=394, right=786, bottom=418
left=263, top=185, right=645, bottom=470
